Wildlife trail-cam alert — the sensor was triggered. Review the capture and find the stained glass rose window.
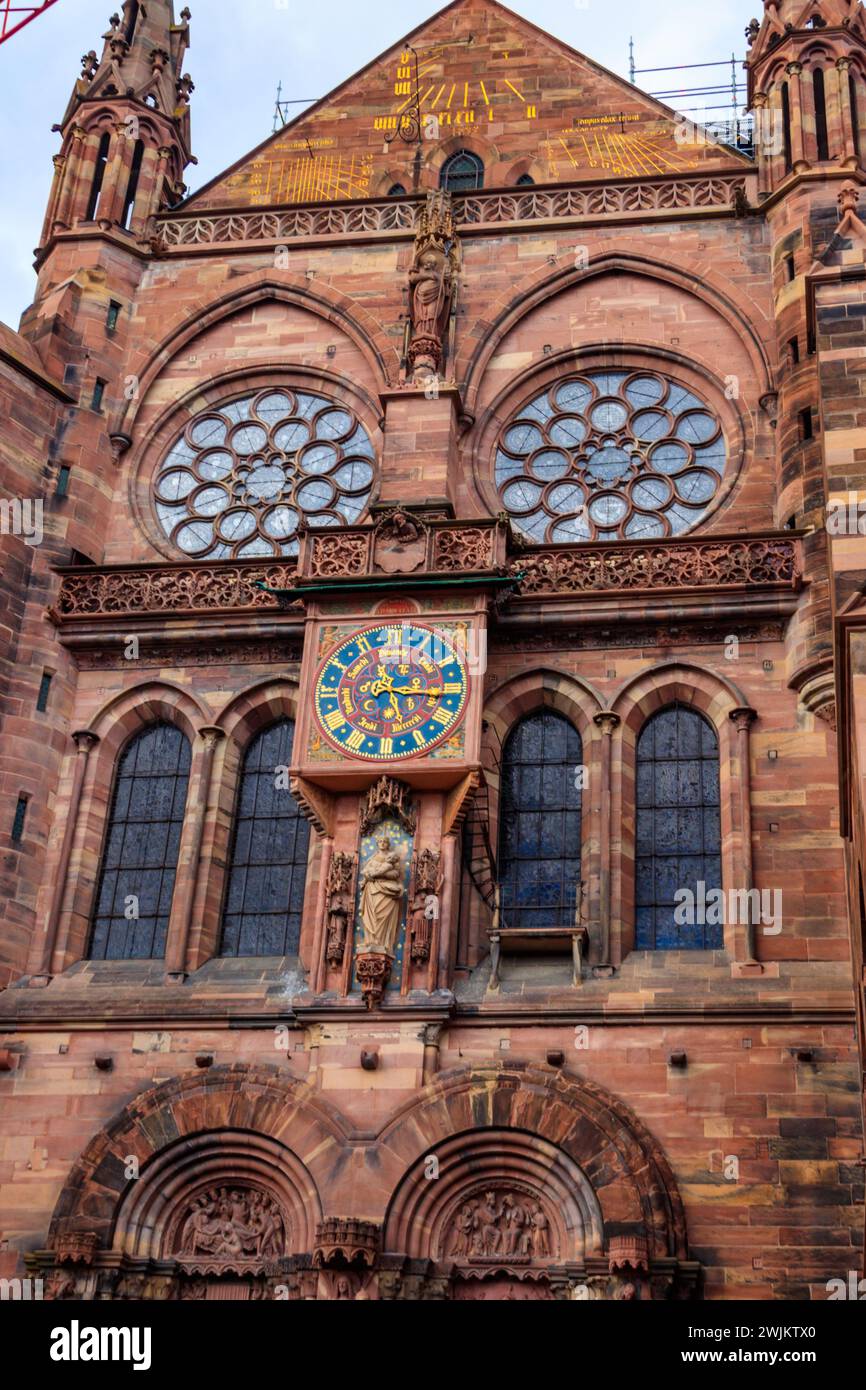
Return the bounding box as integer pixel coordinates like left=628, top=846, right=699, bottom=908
left=152, top=388, right=377, bottom=559
left=495, top=370, right=727, bottom=543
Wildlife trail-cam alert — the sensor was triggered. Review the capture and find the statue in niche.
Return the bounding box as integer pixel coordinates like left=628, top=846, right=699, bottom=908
left=325, top=853, right=355, bottom=966
left=358, top=835, right=406, bottom=956
left=407, top=190, right=459, bottom=382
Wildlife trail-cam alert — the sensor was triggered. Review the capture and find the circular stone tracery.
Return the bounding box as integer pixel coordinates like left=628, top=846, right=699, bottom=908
left=495, top=369, right=727, bottom=544
left=152, top=388, right=377, bottom=559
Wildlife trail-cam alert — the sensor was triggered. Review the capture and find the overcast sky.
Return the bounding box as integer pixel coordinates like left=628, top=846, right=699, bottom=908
left=0, top=0, right=746, bottom=327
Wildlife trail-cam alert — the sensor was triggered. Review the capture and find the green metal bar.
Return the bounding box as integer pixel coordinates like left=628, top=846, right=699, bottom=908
left=255, top=574, right=523, bottom=598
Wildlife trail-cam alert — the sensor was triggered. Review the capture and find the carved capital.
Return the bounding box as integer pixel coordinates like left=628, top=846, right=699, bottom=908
left=593, top=711, right=620, bottom=736
left=838, top=183, right=860, bottom=218
left=198, top=725, right=225, bottom=752
left=759, top=391, right=779, bottom=427
left=72, top=729, right=99, bottom=755
left=729, top=706, right=758, bottom=733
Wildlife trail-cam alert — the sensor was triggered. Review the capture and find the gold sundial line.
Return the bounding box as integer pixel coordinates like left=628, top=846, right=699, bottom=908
left=628, top=134, right=695, bottom=173
left=579, top=133, right=597, bottom=168
left=504, top=78, right=525, bottom=101
left=609, top=129, right=640, bottom=176
left=558, top=135, right=579, bottom=169
left=479, top=79, right=490, bottom=105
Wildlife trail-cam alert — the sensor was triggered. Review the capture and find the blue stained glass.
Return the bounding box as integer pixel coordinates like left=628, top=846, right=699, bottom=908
left=635, top=704, right=722, bottom=950
left=497, top=711, right=582, bottom=930
left=220, top=720, right=310, bottom=957
left=88, top=723, right=190, bottom=960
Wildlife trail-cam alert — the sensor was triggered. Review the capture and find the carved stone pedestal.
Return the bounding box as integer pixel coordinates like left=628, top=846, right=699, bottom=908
left=355, top=952, right=392, bottom=1008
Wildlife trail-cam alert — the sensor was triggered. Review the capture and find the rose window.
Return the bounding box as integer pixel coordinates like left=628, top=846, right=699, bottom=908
left=153, top=388, right=377, bottom=559
left=495, top=370, right=727, bottom=543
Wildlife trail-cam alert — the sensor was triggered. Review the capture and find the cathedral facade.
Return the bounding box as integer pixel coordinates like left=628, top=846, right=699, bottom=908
left=0, top=0, right=864, bottom=1301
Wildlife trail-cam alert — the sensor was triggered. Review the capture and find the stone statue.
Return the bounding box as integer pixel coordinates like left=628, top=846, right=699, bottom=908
left=407, top=190, right=459, bottom=383
left=358, top=836, right=405, bottom=956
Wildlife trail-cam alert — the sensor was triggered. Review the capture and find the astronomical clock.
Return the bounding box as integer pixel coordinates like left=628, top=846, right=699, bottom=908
left=313, top=623, right=469, bottom=763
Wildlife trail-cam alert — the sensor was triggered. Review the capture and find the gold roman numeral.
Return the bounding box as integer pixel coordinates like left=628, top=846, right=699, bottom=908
left=346, top=729, right=365, bottom=751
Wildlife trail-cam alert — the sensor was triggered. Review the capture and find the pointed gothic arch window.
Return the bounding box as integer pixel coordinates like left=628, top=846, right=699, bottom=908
left=635, top=704, right=722, bottom=950
left=440, top=150, right=484, bottom=193
left=516, top=173, right=535, bottom=186
left=497, top=710, right=582, bottom=932
left=88, top=723, right=191, bottom=960
left=781, top=82, right=793, bottom=172
left=220, top=719, right=310, bottom=957
left=85, top=131, right=111, bottom=221
left=813, top=68, right=829, bottom=160
left=121, top=138, right=145, bottom=229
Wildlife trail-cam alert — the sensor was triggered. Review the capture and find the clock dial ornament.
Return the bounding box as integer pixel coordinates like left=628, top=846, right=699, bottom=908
left=314, top=623, right=469, bottom=761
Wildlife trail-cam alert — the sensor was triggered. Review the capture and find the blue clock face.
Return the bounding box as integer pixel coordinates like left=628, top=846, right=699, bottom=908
left=313, top=622, right=469, bottom=761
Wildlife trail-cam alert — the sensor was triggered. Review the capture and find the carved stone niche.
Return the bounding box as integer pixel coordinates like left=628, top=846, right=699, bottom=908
left=359, top=775, right=417, bottom=837
left=325, top=852, right=356, bottom=967
left=171, top=1183, right=288, bottom=1277
left=54, top=1230, right=99, bottom=1265
left=409, top=847, right=442, bottom=964
left=443, top=1184, right=556, bottom=1268
left=313, top=1217, right=380, bottom=1269
left=372, top=509, right=428, bottom=575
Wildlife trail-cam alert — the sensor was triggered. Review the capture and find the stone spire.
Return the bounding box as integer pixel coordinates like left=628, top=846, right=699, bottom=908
left=60, top=2, right=194, bottom=149
left=40, top=3, right=195, bottom=248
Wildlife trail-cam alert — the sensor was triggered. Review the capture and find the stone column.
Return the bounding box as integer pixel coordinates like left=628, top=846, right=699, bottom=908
left=753, top=92, right=772, bottom=198
left=786, top=62, right=808, bottom=173
left=29, top=731, right=99, bottom=984
left=165, top=726, right=224, bottom=981
left=70, top=130, right=104, bottom=224
left=836, top=58, right=857, bottom=168
left=729, top=707, right=759, bottom=968
left=593, top=711, right=620, bottom=968
left=97, top=121, right=132, bottom=228
left=53, top=126, right=87, bottom=231
left=436, top=832, right=457, bottom=990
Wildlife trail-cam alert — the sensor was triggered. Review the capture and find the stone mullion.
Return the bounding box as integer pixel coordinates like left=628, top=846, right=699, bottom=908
left=165, top=726, right=224, bottom=981
left=593, top=712, right=620, bottom=968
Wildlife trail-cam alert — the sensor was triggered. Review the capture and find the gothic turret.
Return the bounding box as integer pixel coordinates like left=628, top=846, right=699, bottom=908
left=40, top=2, right=195, bottom=248
left=745, top=0, right=866, bottom=196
